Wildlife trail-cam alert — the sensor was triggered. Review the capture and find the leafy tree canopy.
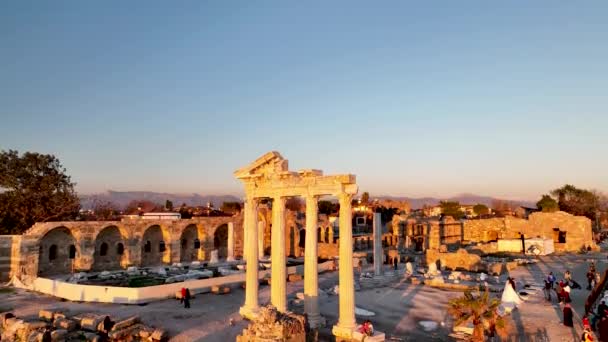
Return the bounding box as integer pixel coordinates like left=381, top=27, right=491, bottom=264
left=440, top=201, right=465, bottom=219
left=551, top=184, right=600, bottom=220
left=0, top=150, right=80, bottom=234
left=536, top=194, right=559, bottom=212
left=472, top=204, right=489, bottom=216
left=361, top=192, right=370, bottom=204
left=318, top=200, right=338, bottom=215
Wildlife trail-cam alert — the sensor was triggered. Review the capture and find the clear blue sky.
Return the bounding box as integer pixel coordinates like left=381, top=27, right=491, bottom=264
left=1, top=2, right=606, bottom=200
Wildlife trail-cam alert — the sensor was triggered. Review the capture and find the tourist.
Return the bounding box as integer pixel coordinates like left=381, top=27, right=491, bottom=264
left=41, top=329, right=52, bottom=342
left=600, top=315, right=608, bottom=341
left=563, top=303, right=574, bottom=327
left=357, top=259, right=363, bottom=274
left=358, top=320, right=374, bottom=336
left=180, top=287, right=186, bottom=304
left=565, top=270, right=572, bottom=282
left=582, top=326, right=594, bottom=341
left=393, top=257, right=398, bottom=271
left=587, top=270, right=596, bottom=290
left=184, top=288, right=191, bottom=309
left=548, top=272, right=556, bottom=289
left=543, top=279, right=552, bottom=301
left=598, top=301, right=608, bottom=319
left=508, top=277, right=516, bottom=290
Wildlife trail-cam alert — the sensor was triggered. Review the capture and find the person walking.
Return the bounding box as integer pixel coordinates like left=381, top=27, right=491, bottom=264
left=184, top=288, right=191, bottom=309
left=393, top=257, right=398, bottom=271
left=563, top=303, right=574, bottom=327
left=548, top=272, right=556, bottom=289
left=544, top=279, right=552, bottom=301
left=587, top=270, right=596, bottom=290
left=180, top=287, right=186, bottom=304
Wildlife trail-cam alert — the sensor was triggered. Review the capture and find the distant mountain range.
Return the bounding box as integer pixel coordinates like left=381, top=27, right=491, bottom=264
left=80, top=191, right=535, bottom=211
left=375, top=193, right=536, bottom=210
left=80, top=191, right=241, bottom=210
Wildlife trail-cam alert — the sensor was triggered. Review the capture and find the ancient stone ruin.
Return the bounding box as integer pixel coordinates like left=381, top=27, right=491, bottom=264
left=1, top=309, right=167, bottom=342
left=236, top=305, right=305, bottom=342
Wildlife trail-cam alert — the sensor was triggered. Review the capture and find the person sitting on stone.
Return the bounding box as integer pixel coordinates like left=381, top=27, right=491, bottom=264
left=358, top=320, right=374, bottom=336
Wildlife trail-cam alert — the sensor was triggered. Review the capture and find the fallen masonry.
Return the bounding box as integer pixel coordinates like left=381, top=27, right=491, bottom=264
left=237, top=305, right=306, bottom=342
left=0, top=309, right=168, bottom=341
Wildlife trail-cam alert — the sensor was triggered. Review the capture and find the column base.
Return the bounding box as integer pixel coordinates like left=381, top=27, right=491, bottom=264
left=332, top=324, right=356, bottom=339
left=239, top=305, right=259, bottom=320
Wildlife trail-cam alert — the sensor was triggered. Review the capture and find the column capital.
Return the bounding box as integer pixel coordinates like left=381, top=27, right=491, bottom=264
left=338, top=192, right=354, bottom=204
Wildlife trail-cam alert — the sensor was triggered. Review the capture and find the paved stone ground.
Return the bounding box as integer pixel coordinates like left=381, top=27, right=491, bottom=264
left=1, top=251, right=606, bottom=341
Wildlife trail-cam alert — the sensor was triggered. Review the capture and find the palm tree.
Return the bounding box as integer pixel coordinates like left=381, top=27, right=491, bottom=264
left=448, top=289, right=507, bottom=341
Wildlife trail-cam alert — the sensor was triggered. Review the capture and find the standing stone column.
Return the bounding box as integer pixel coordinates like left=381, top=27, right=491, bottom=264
left=258, top=221, right=265, bottom=259
left=373, top=212, right=383, bottom=277
left=271, top=196, right=287, bottom=312
left=239, top=198, right=259, bottom=319
left=305, top=195, right=323, bottom=327
left=332, top=192, right=356, bottom=338
left=227, top=222, right=235, bottom=261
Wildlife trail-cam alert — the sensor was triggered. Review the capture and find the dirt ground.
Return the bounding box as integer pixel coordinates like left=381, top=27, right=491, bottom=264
left=1, top=251, right=606, bottom=341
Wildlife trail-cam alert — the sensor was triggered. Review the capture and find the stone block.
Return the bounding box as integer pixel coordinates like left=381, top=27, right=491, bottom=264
left=111, top=315, right=139, bottom=331
left=108, top=323, right=143, bottom=340
left=151, top=328, right=168, bottom=341
left=410, top=277, right=421, bottom=285
left=38, top=309, right=53, bottom=322
left=211, top=286, right=231, bottom=294
left=53, top=318, right=77, bottom=331
left=50, top=329, right=68, bottom=341
left=287, top=274, right=302, bottom=282
left=506, top=261, right=518, bottom=271
left=80, top=315, right=105, bottom=332
left=488, top=263, right=504, bottom=276
left=1, top=312, right=15, bottom=327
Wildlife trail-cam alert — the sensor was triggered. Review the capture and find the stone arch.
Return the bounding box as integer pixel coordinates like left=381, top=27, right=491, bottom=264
left=214, top=224, right=229, bottom=259
left=325, top=227, right=331, bottom=243
left=180, top=224, right=202, bottom=263
left=317, top=227, right=323, bottom=242
left=38, top=226, right=76, bottom=276
left=92, top=225, right=126, bottom=271
left=141, top=225, right=170, bottom=266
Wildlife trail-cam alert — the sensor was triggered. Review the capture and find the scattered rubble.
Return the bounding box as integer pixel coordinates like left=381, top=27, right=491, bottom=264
left=0, top=310, right=167, bottom=342
left=236, top=305, right=305, bottom=342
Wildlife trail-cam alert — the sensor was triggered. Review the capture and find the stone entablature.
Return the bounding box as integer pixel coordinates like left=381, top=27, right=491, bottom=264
left=4, top=215, right=243, bottom=281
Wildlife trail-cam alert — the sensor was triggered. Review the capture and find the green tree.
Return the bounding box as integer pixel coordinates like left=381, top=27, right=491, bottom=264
left=221, top=201, right=242, bottom=213
left=439, top=201, right=465, bottom=219
left=473, top=204, right=489, bottom=216
left=361, top=192, right=370, bottom=204
left=318, top=200, right=338, bottom=215
left=551, top=184, right=600, bottom=220
left=536, top=194, right=559, bottom=212
left=165, top=199, right=174, bottom=211
left=0, top=150, right=80, bottom=234
left=448, top=289, right=507, bottom=342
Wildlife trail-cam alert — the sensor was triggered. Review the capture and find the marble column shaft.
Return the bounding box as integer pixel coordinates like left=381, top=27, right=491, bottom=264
left=335, top=192, right=356, bottom=332
left=271, top=196, right=287, bottom=312
left=373, top=212, right=383, bottom=276
left=239, top=198, right=259, bottom=318
left=304, top=195, right=321, bottom=325
left=227, top=222, right=235, bottom=261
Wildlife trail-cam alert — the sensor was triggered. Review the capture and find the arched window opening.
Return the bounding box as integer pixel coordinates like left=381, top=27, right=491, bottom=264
left=159, top=241, right=166, bottom=252
left=116, top=243, right=125, bottom=255
left=49, top=245, right=57, bottom=261
left=181, top=239, right=188, bottom=249
left=194, top=238, right=201, bottom=249
left=144, top=241, right=151, bottom=253
left=69, top=245, right=76, bottom=259
left=100, top=242, right=108, bottom=256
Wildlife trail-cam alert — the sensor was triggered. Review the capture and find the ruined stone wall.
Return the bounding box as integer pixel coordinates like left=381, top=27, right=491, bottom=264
left=0, top=235, right=20, bottom=281
left=9, top=214, right=244, bottom=279
left=461, top=212, right=593, bottom=252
